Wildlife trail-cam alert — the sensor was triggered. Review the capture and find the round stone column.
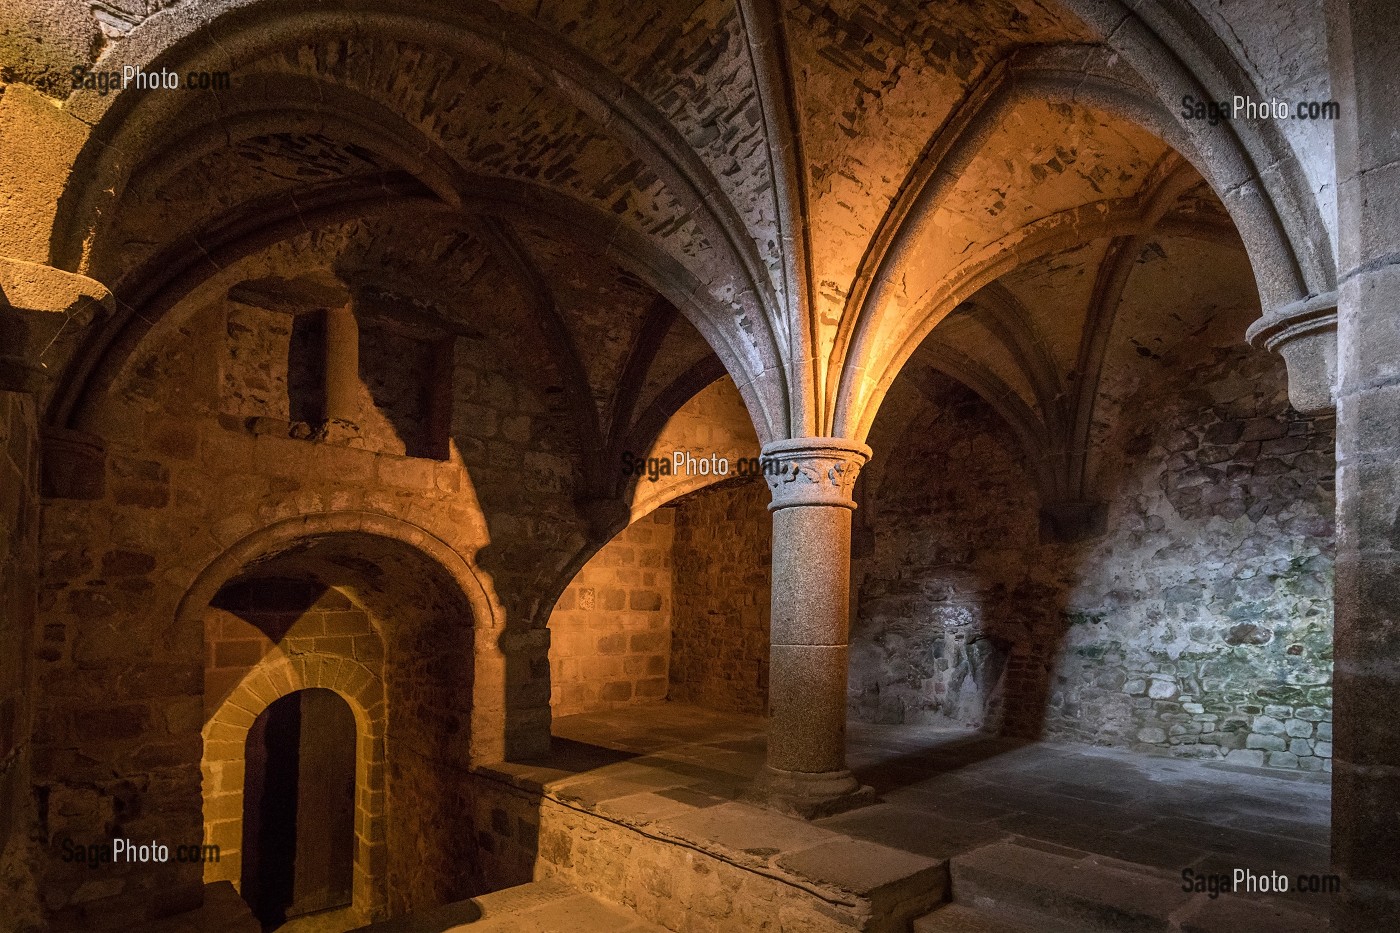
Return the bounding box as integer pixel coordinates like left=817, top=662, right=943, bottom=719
left=751, top=437, right=874, bottom=818
left=323, top=304, right=360, bottom=425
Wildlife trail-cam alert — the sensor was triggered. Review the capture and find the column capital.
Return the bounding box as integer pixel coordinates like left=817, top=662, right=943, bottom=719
left=760, top=437, right=872, bottom=511
left=0, top=256, right=113, bottom=394
left=1246, top=292, right=1337, bottom=415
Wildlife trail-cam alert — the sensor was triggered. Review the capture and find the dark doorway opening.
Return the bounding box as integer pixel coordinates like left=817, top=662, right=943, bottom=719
left=242, top=688, right=357, bottom=929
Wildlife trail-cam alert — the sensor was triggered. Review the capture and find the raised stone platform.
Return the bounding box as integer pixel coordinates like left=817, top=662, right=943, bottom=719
left=466, top=703, right=1332, bottom=933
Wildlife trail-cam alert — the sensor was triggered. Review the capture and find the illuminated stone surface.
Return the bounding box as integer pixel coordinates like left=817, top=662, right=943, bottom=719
left=0, top=0, right=1393, bottom=929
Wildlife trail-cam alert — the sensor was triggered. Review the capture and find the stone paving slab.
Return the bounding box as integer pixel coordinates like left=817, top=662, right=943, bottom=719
left=913, top=903, right=1036, bottom=933
left=349, top=879, right=664, bottom=933
left=1176, top=890, right=1322, bottom=933
left=774, top=837, right=944, bottom=898
left=655, top=800, right=840, bottom=863
left=816, top=803, right=1006, bottom=860
left=592, top=789, right=711, bottom=824
left=531, top=704, right=1333, bottom=929
left=954, top=841, right=1186, bottom=932
left=949, top=840, right=1330, bottom=932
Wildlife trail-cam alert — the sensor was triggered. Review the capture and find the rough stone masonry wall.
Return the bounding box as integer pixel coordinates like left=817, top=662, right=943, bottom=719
left=850, top=377, right=1035, bottom=732
left=669, top=478, right=772, bottom=715
left=0, top=389, right=42, bottom=930
left=549, top=509, right=674, bottom=717
left=853, top=346, right=1335, bottom=772
left=33, top=265, right=585, bottom=927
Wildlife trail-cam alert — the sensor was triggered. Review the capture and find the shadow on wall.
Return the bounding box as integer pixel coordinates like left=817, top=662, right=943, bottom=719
left=667, top=476, right=772, bottom=716
left=849, top=375, right=1072, bottom=741
left=542, top=474, right=773, bottom=724
left=851, top=342, right=1335, bottom=766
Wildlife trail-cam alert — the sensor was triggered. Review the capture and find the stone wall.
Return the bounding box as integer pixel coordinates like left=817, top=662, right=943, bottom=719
left=200, top=582, right=382, bottom=899
left=669, top=478, right=771, bottom=715
left=220, top=302, right=448, bottom=460
left=852, top=345, right=1335, bottom=772
left=1051, top=343, right=1335, bottom=771
left=850, top=377, right=1034, bottom=732
left=33, top=256, right=584, bottom=925
left=549, top=510, right=674, bottom=717
left=0, top=389, right=42, bottom=930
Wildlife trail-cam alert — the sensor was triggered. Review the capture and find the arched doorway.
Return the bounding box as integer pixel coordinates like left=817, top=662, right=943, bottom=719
left=242, top=688, right=357, bottom=928
left=194, top=518, right=493, bottom=926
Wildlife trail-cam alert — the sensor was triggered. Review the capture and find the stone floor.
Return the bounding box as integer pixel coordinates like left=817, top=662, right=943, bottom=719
left=505, top=701, right=1332, bottom=923
left=352, top=878, right=665, bottom=933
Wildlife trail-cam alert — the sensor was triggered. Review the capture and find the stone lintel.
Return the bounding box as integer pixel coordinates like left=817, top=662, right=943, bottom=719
left=1246, top=292, right=1337, bottom=415
left=760, top=438, right=872, bottom=512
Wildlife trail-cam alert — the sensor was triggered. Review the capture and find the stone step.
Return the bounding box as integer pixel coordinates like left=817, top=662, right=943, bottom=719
left=953, top=842, right=1182, bottom=932
left=947, top=841, right=1324, bottom=933
left=348, top=878, right=665, bottom=932
left=912, top=903, right=1038, bottom=932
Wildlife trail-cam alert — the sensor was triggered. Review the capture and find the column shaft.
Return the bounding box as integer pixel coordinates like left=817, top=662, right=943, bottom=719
left=323, top=305, right=360, bottom=425
left=749, top=438, right=873, bottom=817
left=1329, top=0, right=1400, bottom=924
left=767, top=503, right=852, bottom=775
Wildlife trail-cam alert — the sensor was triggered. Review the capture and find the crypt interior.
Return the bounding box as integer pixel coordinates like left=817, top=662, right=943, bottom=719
left=0, top=0, right=1395, bottom=931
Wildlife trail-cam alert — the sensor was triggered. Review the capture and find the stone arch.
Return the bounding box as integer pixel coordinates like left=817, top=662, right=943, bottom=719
left=45, top=0, right=789, bottom=442
left=1048, top=0, right=1335, bottom=295
left=177, top=510, right=502, bottom=761
left=204, top=654, right=385, bottom=921
left=187, top=511, right=497, bottom=923
left=832, top=51, right=1329, bottom=442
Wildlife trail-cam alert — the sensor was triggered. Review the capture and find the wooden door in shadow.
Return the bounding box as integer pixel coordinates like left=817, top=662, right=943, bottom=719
left=242, top=688, right=356, bottom=928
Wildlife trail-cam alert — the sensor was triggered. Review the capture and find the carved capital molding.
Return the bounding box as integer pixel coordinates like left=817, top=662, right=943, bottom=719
left=1246, top=292, right=1337, bottom=415
left=760, top=438, right=872, bottom=511
left=0, top=257, right=113, bottom=394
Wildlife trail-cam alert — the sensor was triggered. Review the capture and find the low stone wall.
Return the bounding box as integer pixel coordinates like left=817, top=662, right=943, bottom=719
left=459, top=773, right=542, bottom=896
left=535, top=800, right=861, bottom=933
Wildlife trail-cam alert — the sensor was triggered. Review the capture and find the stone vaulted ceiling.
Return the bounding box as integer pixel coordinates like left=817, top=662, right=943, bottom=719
left=31, top=0, right=1333, bottom=450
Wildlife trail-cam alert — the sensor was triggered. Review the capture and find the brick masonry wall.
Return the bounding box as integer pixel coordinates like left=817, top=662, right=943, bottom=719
left=0, top=389, right=42, bottom=929
left=549, top=510, right=674, bottom=717
left=669, top=478, right=771, bottom=715
left=853, top=345, right=1335, bottom=772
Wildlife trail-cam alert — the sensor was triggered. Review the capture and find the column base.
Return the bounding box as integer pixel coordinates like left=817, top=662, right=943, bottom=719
left=742, top=766, right=876, bottom=819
